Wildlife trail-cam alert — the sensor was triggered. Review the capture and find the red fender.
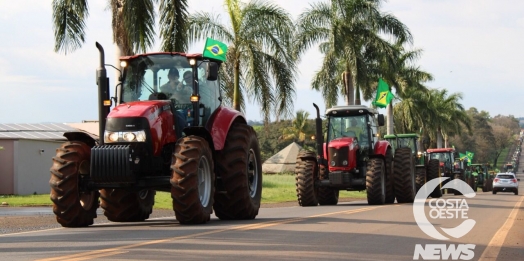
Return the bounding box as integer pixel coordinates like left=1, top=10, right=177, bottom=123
left=206, top=106, right=246, bottom=150
left=373, top=140, right=391, bottom=157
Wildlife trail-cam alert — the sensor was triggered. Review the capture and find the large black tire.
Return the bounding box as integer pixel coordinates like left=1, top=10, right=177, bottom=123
left=100, top=189, right=155, bottom=222
left=393, top=147, right=416, bottom=203
left=453, top=172, right=465, bottom=195
left=213, top=124, right=262, bottom=219
left=49, top=141, right=99, bottom=227
left=171, top=136, right=215, bottom=224
left=385, top=148, right=395, bottom=204
left=318, top=164, right=339, bottom=205
left=366, top=158, right=386, bottom=205
left=415, top=167, right=426, bottom=194
left=427, top=159, right=442, bottom=198
left=295, top=150, right=319, bottom=206
left=482, top=178, right=488, bottom=192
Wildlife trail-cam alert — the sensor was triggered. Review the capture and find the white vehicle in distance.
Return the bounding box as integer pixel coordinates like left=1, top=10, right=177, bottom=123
left=492, top=173, right=519, bottom=195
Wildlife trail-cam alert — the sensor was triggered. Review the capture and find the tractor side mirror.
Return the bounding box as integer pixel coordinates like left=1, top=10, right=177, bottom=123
left=377, top=114, right=385, bottom=126
left=206, top=62, right=218, bottom=81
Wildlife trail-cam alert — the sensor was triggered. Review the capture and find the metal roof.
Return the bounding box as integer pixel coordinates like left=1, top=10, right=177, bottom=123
left=0, top=123, right=78, bottom=140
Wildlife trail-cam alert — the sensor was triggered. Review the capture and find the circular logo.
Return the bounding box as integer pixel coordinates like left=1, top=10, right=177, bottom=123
left=211, top=46, right=220, bottom=54
left=413, top=177, right=476, bottom=240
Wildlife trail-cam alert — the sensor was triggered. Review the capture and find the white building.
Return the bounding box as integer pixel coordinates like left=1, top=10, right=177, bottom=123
left=0, top=123, right=97, bottom=195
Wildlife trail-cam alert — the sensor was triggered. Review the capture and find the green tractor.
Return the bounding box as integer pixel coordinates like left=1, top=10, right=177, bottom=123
left=426, top=148, right=466, bottom=195
left=384, top=134, right=442, bottom=198
left=469, top=163, right=493, bottom=192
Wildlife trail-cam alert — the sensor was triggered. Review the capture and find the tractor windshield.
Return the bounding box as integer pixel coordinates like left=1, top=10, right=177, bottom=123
left=397, top=137, right=417, bottom=154
left=327, top=115, right=369, bottom=146
left=429, top=152, right=454, bottom=171
left=120, top=54, right=220, bottom=112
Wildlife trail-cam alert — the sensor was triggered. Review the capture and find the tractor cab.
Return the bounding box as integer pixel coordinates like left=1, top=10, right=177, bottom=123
left=427, top=148, right=457, bottom=178
left=118, top=53, right=221, bottom=137
left=324, top=105, right=382, bottom=172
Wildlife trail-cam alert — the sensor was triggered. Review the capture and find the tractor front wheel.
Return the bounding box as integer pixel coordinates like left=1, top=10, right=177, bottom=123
left=427, top=159, right=442, bottom=198
left=295, top=150, right=319, bottom=206
left=171, top=136, right=215, bottom=224
left=214, top=124, right=262, bottom=219
left=49, top=141, right=99, bottom=227
left=366, top=158, right=386, bottom=205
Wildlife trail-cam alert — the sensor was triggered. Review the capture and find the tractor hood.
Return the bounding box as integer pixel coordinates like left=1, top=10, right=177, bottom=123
left=109, top=101, right=172, bottom=119
left=327, top=137, right=358, bottom=171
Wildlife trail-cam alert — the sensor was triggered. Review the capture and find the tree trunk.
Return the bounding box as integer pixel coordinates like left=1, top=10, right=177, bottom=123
left=233, top=58, right=240, bottom=111
left=386, top=101, right=394, bottom=135
left=343, top=71, right=354, bottom=106
left=355, top=85, right=361, bottom=105
left=436, top=127, right=443, bottom=148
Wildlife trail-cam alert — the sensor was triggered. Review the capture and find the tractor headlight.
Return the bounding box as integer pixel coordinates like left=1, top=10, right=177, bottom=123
left=104, top=130, right=147, bottom=143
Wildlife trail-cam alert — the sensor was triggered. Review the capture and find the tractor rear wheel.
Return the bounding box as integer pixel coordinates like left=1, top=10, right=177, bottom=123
left=171, top=136, right=215, bottom=224
left=385, top=148, right=395, bottom=204
left=366, top=158, right=386, bottom=205
left=295, top=150, right=319, bottom=206
left=100, top=189, right=155, bottom=222
left=318, top=164, right=339, bottom=205
left=214, top=124, right=262, bottom=219
left=49, top=141, right=99, bottom=227
left=393, top=147, right=416, bottom=203
left=427, top=159, right=442, bottom=198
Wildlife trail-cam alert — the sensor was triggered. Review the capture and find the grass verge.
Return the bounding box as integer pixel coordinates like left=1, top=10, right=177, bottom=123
left=0, top=174, right=366, bottom=209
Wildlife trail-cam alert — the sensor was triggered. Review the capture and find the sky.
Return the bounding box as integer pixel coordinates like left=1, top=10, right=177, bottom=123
left=1, top=0, right=523, bottom=124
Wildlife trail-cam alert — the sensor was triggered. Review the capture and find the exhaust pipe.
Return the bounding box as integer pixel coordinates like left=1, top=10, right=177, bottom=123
left=96, top=42, right=110, bottom=144
left=313, top=103, right=325, bottom=165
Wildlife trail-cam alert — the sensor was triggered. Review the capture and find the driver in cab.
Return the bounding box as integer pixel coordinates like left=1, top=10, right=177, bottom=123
left=160, top=68, right=192, bottom=102
left=344, top=118, right=363, bottom=138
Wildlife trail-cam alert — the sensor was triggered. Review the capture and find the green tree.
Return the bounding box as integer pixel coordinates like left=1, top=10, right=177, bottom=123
left=427, top=89, right=471, bottom=148
left=294, top=0, right=412, bottom=108
left=52, top=0, right=189, bottom=56
left=281, top=110, right=313, bottom=146
left=187, top=0, right=296, bottom=122
left=374, top=42, right=433, bottom=134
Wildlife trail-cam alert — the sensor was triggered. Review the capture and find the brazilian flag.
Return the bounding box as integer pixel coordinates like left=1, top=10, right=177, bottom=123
left=466, top=151, right=474, bottom=160
left=202, top=38, right=228, bottom=62
left=372, top=78, right=394, bottom=108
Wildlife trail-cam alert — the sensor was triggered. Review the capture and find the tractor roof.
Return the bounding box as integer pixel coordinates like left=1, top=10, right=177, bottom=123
left=119, top=52, right=223, bottom=63
left=427, top=148, right=455, bottom=153
left=325, top=105, right=377, bottom=116
left=383, top=133, right=419, bottom=139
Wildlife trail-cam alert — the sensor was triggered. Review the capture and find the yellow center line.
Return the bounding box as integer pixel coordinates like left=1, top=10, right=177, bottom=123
left=478, top=195, right=524, bottom=261
left=36, top=205, right=382, bottom=261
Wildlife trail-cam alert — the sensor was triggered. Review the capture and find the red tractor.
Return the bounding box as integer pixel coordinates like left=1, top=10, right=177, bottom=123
left=295, top=104, right=409, bottom=206
left=49, top=42, right=262, bottom=227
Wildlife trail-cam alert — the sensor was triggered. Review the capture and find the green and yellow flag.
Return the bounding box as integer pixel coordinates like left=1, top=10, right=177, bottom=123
left=372, top=78, right=394, bottom=108
left=202, top=38, right=228, bottom=62
left=466, top=151, right=474, bottom=160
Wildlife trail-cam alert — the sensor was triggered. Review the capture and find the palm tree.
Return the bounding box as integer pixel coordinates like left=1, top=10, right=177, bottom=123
left=294, top=0, right=412, bottom=108
left=187, top=0, right=296, bottom=123
left=425, top=89, right=471, bottom=148
left=52, top=0, right=188, bottom=57
left=372, top=42, right=433, bottom=134
left=281, top=110, right=311, bottom=146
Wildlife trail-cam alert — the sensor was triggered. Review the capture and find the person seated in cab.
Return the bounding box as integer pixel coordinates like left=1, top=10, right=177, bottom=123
left=344, top=118, right=363, bottom=138
left=160, top=68, right=192, bottom=102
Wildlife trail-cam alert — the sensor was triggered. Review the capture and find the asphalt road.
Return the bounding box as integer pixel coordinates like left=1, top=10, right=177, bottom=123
left=0, top=176, right=522, bottom=261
